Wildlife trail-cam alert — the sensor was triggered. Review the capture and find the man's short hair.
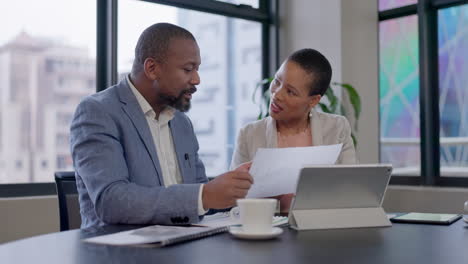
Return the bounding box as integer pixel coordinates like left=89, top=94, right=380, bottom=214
left=287, top=49, right=332, bottom=96
left=132, top=23, right=196, bottom=74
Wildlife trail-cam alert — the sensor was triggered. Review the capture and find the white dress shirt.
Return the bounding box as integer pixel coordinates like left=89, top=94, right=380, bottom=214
left=127, top=76, right=206, bottom=215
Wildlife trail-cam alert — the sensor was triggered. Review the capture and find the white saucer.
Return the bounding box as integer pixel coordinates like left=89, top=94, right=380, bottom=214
left=229, top=226, right=283, bottom=240
left=463, top=216, right=468, bottom=223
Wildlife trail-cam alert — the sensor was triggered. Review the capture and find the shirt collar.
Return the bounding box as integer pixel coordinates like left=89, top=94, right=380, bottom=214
left=126, top=75, right=175, bottom=123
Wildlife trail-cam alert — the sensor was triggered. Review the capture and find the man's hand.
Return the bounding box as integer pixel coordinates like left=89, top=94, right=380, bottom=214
left=235, top=161, right=252, bottom=172
left=202, top=171, right=253, bottom=210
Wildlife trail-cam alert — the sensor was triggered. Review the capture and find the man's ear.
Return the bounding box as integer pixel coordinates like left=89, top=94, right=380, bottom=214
left=143, top=57, right=160, bottom=81
left=309, top=94, right=321, bottom=108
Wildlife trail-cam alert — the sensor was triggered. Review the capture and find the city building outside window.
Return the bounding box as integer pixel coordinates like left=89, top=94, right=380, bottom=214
left=0, top=0, right=96, bottom=183
left=0, top=0, right=267, bottom=187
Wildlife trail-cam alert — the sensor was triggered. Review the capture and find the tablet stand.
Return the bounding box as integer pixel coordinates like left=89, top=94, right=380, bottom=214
left=289, top=207, right=391, bottom=230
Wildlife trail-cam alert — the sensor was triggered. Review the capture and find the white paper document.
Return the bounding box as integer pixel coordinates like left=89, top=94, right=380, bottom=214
left=247, top=144, right=342, bottom=198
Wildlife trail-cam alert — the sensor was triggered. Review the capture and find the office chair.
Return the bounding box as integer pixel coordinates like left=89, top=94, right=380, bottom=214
left=54, top=171, right=81, bottom=231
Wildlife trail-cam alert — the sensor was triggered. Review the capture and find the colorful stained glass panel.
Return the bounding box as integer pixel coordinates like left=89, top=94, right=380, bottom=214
left=379, top=15, right=420, bottom=175
left=379, top=0, right=417, bottom=11
left=438, top=4, right=468, bottom=177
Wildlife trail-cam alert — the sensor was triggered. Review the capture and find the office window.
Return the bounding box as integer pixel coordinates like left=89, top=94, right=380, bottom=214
left=379, top=0, right=417, bottom=11
left=0, top=0, right=96, bottom=183
left=379, top=15, right=420, bottom=176
left=215, top=0, right=259, bottom=8
left=118, top=0, right=262, bottom=176
left=438, top=4, right=468, bottom=177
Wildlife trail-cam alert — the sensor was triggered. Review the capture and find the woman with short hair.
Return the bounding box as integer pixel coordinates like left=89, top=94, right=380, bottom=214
left=230, top=49, right=357, bottom=212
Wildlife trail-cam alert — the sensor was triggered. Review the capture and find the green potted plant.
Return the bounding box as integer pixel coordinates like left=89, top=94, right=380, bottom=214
left=252, top=79, right=361, bottom=145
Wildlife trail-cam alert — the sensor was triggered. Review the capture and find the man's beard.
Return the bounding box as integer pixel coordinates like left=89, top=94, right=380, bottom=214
left=159, top=86, right=197, bottom=112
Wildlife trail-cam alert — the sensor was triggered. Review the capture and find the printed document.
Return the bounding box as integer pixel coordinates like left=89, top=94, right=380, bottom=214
left=247, top=144, right=342, bottom=198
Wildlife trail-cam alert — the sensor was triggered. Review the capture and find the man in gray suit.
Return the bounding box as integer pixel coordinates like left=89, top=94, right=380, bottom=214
left=70, top=23, right=253, bottom=229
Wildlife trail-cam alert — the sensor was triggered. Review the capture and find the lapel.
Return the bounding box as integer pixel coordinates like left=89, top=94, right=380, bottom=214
left=116, top=79, right=163, bottom=185
left=310, top=108, right=323, bottom=146
left=168, top=115, right=189, bottom=183
left=265, top=116, right=278, bottom=148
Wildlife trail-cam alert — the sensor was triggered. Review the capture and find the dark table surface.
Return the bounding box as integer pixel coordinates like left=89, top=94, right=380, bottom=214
left=1, top=219, right=468, bottom=264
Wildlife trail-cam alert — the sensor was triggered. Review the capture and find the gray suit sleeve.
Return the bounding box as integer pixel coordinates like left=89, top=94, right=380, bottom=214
left=70, top=98, right=201, bottom=225
left=186, top=117, right=208, bottom=184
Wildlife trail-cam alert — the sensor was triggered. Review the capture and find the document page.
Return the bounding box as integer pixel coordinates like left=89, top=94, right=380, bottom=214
left=247, top=144, right=342, bottom=198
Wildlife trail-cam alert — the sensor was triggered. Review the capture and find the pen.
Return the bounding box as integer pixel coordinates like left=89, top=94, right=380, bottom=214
left=184, top=153, right=192, bottom=168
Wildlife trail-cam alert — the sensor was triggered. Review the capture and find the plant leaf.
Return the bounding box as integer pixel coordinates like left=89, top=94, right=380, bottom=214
left=262, top=89, right=271, bottom=119
left=252, top=77, right=273, bottom=104
left=318, top=102, right=332, bottom=114
left=340, top=104, right=346, bottom=119
left=324, top=86, right=338, bottom=113
left=334, top=82, right=361, bottom=121
left=253, top=78, right=272, bottom=120
left=351, top=133, right=357, bottom=147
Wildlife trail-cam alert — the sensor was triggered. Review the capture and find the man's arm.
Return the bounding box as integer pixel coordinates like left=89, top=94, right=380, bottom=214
left=202, top=165, right=253, bottom=210
left=71, top=98, right=201, bottom=225
left=186, top=117, right=208, bottom=185
left=184, top=115, right=253, bottom=212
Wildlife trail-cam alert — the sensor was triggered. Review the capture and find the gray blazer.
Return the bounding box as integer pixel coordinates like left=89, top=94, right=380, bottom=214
left=70, top=79, right=207, bottom=229
left=230, top=109, right=357, bottom=169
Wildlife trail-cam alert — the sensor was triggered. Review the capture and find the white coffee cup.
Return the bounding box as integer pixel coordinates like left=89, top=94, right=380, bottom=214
left=236, top=198, right=277, bottom=234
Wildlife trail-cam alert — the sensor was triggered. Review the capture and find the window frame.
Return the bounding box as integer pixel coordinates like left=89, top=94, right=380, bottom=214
left=379, top=0, right=468, bottom=187
left=0, top=0, right=278, bottom=197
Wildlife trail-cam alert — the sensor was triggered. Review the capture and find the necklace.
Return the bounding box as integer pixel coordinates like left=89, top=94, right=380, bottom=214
left=277, top=125, right=312, bottom=148
left=277, top=120, right=310, bottom=136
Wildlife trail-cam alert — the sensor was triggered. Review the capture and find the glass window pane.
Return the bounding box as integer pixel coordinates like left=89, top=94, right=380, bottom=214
left=0, top=1, right=96, bottom=183
left=215, top=0, right=259, bottom=9
left=379, top=0, right=417, bottom=11
left=379, top=15, right=420, bottom=176
left=438, top=4, right=468, bottom=177
left=118, top=1, right=262, bottom=177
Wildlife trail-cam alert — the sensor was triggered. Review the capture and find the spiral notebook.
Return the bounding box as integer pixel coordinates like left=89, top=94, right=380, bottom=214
left=83, top=225, right=227, bottom=247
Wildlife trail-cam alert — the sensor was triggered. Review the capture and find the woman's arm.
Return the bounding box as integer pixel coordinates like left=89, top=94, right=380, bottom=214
left=230, top=126, right=251, bottom=170
left=337, top=117, right=358, bottom=164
